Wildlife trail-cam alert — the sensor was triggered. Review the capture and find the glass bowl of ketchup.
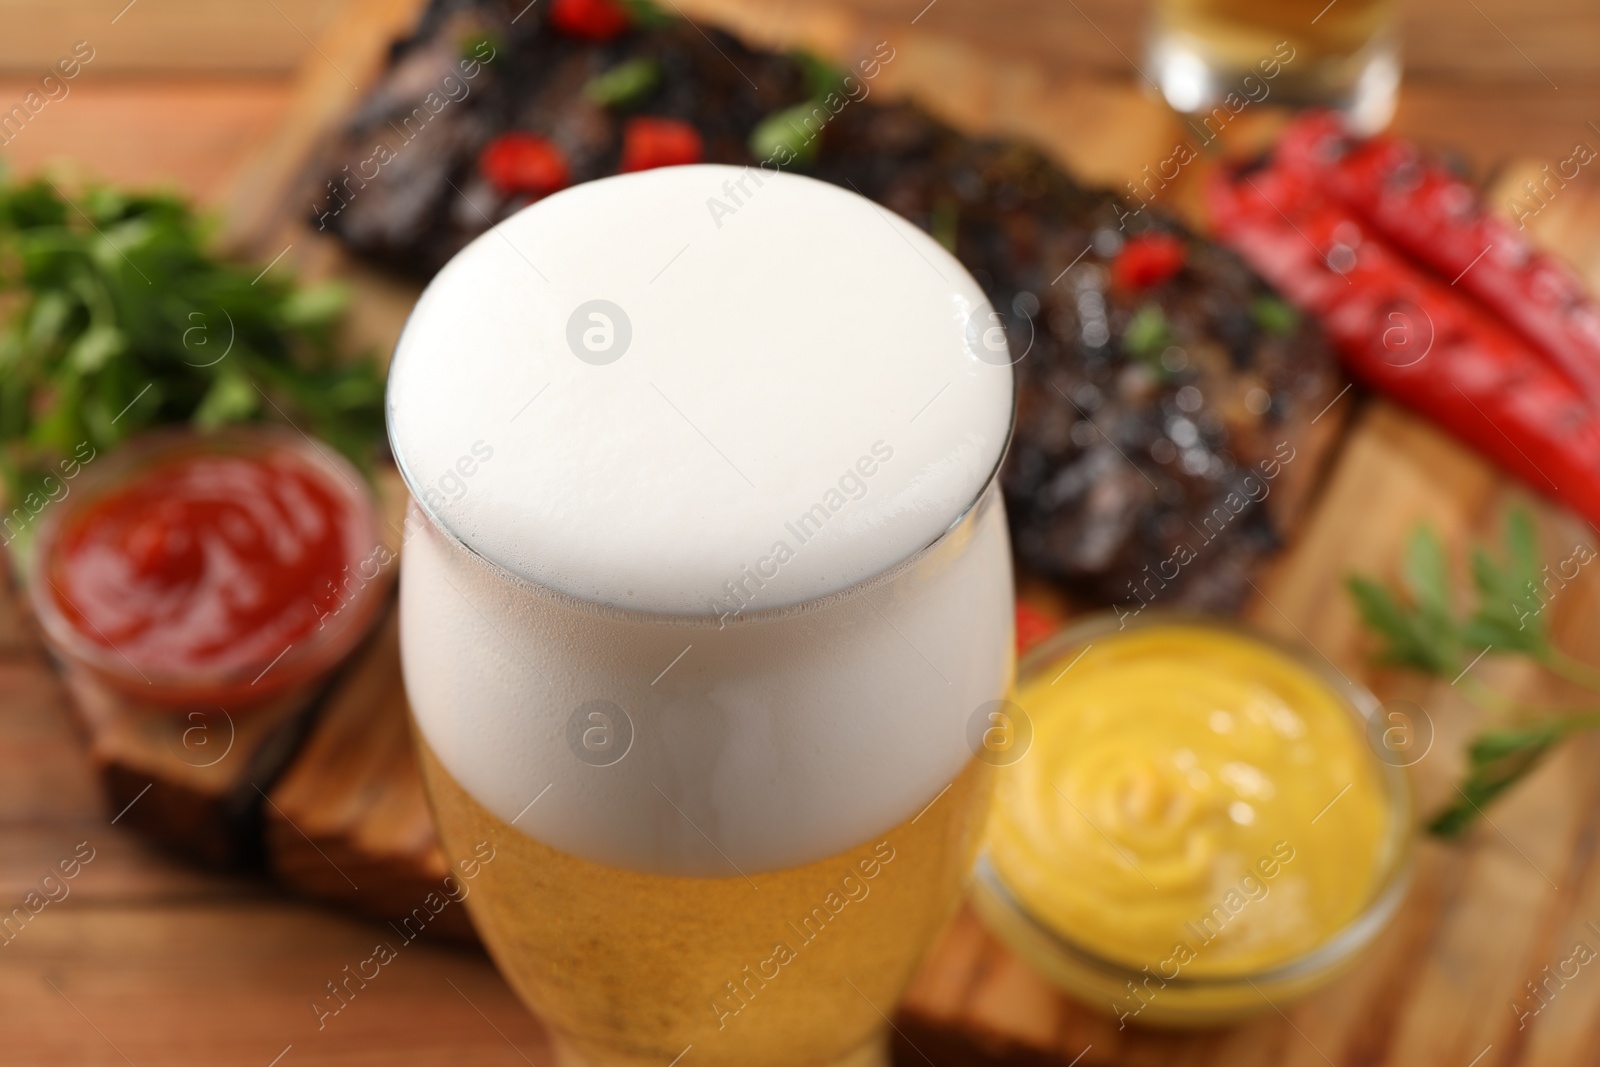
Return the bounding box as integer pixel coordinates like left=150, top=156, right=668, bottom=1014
left=29, top=426, right=386, bottom=709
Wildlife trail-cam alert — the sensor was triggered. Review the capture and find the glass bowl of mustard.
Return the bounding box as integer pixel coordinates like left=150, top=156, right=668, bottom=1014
left=971, top=610, right=1414, bottom=1027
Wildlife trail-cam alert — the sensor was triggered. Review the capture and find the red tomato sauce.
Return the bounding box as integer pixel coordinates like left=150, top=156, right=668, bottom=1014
left=44, top=446, right=362, bottom=680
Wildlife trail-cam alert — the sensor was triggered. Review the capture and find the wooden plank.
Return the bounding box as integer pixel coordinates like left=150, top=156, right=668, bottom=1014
left=56, top=664, right=327, bottom=869
left=0, top=78, right=291, bottom=204
left=0, top=657, right=103, bottom=824
left=0, top=0, right=345, bottom=75
left=1492, top=157, right=1600, bottom=279
left=0, top=821, right=245, bottom=903
left=263, top=605, right=474, bottom=940
left=0, top=901, right=553, bottom=1066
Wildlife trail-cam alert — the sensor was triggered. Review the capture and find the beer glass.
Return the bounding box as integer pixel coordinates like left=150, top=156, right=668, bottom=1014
left=388, top=166, right=1016, bottom=1067
left=1148, top=0, right=1401, bottom=132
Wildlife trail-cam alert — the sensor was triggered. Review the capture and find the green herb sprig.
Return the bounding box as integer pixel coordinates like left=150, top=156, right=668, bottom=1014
left=0, top=174, right=385, bottom=509
left=1346, top=508, right=1600, bottom=836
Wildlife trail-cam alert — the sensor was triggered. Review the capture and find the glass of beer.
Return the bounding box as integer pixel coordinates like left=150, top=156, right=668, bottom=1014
left=1148, top=0, right=1401, bottom=132
left=387, top=166, right=1016, bottom=1066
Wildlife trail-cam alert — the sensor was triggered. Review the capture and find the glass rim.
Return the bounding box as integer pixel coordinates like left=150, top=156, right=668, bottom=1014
left=26, top=424, right=387, bottom=703
left=385, top=332, right=1019, bottom=630
left=977, top=608, right=1417, bottom=994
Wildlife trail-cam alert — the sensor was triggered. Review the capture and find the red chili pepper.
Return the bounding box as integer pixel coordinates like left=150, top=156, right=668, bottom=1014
left=1014, top=602, right=1057, bottom=655
left=1273, top=112, right=1600, bottom=410
left=479, top=133, right=570, bottom=198
left=1111, top=232, right=1187, bottom=291
left=619, top=118, right=703, bottom=173
left=1209, top=161, right=1600, bottom=529
left=548, top=0, right=632, bottom=40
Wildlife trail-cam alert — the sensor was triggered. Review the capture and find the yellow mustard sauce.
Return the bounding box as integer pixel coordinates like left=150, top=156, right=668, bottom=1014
left=988, top=624, right=1391, bottom=978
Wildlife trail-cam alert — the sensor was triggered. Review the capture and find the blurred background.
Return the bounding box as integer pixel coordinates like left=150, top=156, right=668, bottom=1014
left=2, top=0, right=1595, bottom=204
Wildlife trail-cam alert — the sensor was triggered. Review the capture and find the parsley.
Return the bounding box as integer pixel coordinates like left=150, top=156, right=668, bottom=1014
left=1346, top=507, right=1600, bottom=837
left=0, top=174, right=384, bottom=513
left=1346, top=526, right=1463, bottom=675
left=1428, top=713, right=1600, bottom=837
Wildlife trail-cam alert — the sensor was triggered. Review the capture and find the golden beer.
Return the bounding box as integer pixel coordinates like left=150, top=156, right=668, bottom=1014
left=421, top=742, right=990, bottom=1067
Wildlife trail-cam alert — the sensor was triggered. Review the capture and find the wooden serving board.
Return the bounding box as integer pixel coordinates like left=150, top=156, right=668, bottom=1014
left=16, top=2, right=1600, bottom=1065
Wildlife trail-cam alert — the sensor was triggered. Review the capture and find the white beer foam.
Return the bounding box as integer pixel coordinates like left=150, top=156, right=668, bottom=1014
left=387, top=166, right=1012, bottom=616
left=389, top=167, right=1016, bottom=874
left=400, top=493, right=1013, bottom=876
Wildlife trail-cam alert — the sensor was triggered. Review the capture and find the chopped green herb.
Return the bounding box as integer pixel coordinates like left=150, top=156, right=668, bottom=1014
left=1121, top=303, right=1172, bottom=361
left=584, top=57, right=662, bottom=108
left=1250, top=295, right=1299, bottom=335
left=749, top=104, right=823, bottom=166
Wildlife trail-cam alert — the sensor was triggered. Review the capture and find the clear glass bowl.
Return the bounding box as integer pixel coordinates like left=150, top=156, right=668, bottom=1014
left=27, top=426, right=386, bottom=709
left=970, top=610, right=1414, bottom=1027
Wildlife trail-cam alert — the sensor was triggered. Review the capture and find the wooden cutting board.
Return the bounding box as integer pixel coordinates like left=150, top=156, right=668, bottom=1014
left=30, top=1, right=1600, bottom=1065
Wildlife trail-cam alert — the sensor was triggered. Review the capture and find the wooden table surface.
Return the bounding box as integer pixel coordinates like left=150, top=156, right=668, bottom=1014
left=4, top=2, right=1600, bottom=1065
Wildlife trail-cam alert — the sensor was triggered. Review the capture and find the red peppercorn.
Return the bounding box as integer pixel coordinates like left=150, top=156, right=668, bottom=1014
left=548, top=0, right=632, bottom=40
left=479, top=133, right=570, bottom=198
left=1112, top=232, right=1187, bottom=291
left=619, top=117, right=704, bottom=173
